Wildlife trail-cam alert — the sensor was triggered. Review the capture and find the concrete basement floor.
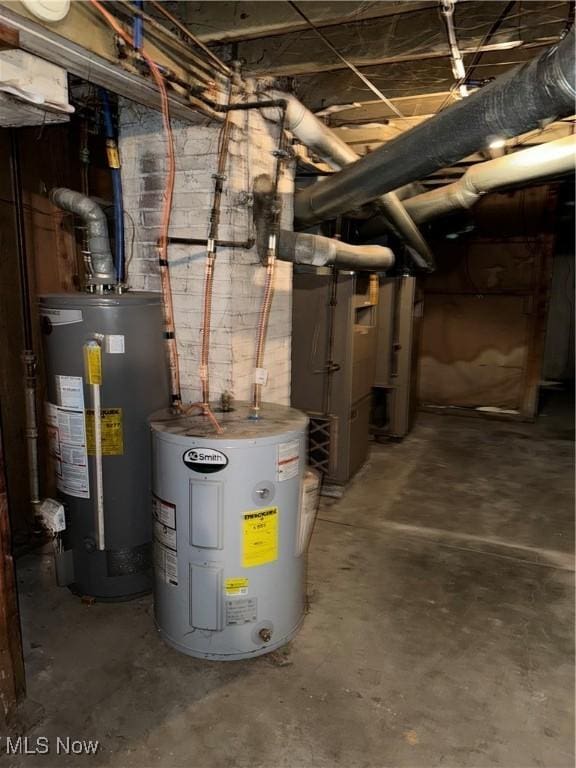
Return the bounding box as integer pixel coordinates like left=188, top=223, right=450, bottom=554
left=8, top=401, right=575, bottom=768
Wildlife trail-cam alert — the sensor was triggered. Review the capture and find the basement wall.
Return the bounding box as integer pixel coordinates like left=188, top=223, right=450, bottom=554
left=118, top=97, right=294, bottom=406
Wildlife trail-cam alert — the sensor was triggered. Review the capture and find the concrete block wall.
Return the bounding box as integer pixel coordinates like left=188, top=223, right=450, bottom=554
left=119, top=96, right=294, bottom=406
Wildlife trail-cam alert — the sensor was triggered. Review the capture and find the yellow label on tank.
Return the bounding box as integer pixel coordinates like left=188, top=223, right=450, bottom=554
left=84, top=344, right=102, bottom=385
left=242, top=507, right=278, bottom=568
left=225, top=577, right=249, bottom=596
left=86, top=408, right=123, bottom=455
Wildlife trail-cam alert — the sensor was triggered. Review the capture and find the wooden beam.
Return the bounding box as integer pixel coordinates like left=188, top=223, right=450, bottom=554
left=232, top=1, right=568, bottom=76
left=0, top=3, right=221, bottom=123
left=164, top=1, right=437, bottom=44
left=0, top=426, right=26, bottom=725
left=323, top=92, right=459, bottom=125
left=0, top=20, right=19, bottom=49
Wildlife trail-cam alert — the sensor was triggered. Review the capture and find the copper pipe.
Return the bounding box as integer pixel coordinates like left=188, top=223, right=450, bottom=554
left=89, top=0, right=182, bottom=406
left=251, top=107, right=287, bottom=416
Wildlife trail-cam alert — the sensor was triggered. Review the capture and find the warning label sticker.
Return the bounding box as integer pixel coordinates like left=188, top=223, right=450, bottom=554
left=84, top=343, right=102, bottom=385
left=242, top=507, right=278, bottom=568
left=55, top=375, right=84, bottom=410
left=154, top=541, right=178, bottom=586
left=154, top=519, right=176, bottom=551
left=152, top=495, right=176, bottom=530
left=225, top=597, right=257, bottom=625
left=46, top=402, right=89, bottom=499
left=225, top=577, right=249, bottom=596
left=104, top=334, right=125, bottom=354
left=86, top=408, right=124, bottom=455
left=277, top=439, right=300, bottom=482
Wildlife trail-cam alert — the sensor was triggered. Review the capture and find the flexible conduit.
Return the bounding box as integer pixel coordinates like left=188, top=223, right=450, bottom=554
left=89, top=0, right=182, bottom=407
left=100, top=88, right=126, bottom=283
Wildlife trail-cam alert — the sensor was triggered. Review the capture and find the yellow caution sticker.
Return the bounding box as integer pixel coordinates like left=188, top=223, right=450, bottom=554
left=242, top=507, right=278, bottom=568
left=86, top=408, right=124, bottom=455
left=84, top=343, right=102, bottom=385
left=225, top=577, right=249, bottom=596
left=106, top=140, right=121, bottom=169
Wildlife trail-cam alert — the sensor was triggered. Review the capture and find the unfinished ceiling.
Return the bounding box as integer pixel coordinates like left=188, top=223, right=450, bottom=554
left=156, top=1, right=573, bottom=115
left=148, top=1, right=574, bottom=185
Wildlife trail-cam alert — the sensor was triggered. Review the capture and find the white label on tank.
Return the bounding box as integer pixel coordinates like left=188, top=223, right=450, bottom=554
left=154, top=541, right=178, bottom=586
left=46, top=403, right=90, bottom=499
left=152, top=495, right=176, bottom=529
left=40, top=308, right=83, bottom=326
left=277, top=439, right=300, bottom=482
left=56, top=375, right=84, bottom=409
left=56, top=406, right=86, bottom=446
left=153, top=519, right=176, bottom=551
left=297, top=470, right=321, bottom=556
left=225, top=597, right=257, bottom=626
left=104, top=334, right=125, bottom=354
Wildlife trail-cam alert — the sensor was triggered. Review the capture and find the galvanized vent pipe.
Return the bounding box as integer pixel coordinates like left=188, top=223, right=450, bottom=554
left=403, top=135, right=576, bottom=223
left=277, top=230, right=395, bottom=271
left=293, top=30, right=576, bottom=226
left=50, top=187, right=116, bottom=285
left=268, top=91, right=433, bottom=268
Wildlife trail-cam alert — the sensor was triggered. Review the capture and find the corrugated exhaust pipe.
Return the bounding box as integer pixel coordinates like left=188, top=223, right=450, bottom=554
left=403, top=135, right=576, bottom=223
left=278, top=230, right=395, bottom=271
left=294, top=30, right=576, bottom=226
left=267, top=91, right=433, bottom=269
left=50, top=187, right=116, bottom=285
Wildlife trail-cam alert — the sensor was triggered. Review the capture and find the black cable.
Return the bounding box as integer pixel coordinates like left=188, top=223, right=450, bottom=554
left=438, top=0, right=518, bottom=112
left=9, top=130, right=32, bottom=351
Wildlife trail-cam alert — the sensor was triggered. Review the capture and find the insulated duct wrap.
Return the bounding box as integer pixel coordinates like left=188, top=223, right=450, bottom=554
left=294, top=30, right=576, bottom=225
left=50, top=187, right=116, bottom=284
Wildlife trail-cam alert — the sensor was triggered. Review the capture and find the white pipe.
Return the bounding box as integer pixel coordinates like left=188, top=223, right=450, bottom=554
left=92, top=379, right=105, bottom=551
left=278, top=229, right=395, bottom=270
left=22, top=351, right=40, bottom=505
left=84, top=341, right=105, bottom=551
left=268, top=91, right=433, bottom=268
left=403, top=136, right=576, bottom=223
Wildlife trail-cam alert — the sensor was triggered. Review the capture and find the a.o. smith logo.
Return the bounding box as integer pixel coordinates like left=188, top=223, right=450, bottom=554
left=183, top=447, right=228, bottom=473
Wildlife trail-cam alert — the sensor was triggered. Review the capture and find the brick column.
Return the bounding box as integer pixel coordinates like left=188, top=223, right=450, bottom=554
left=119, top=98, right=294, bottom=406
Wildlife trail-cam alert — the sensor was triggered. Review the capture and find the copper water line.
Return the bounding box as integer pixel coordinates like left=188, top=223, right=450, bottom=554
left=251, top=108, right=287, bottom=417
left=252, top=242, right=277, bottom=417
left=89, top=0, right=182, bottom=406
left=196, top=83, right=234, bottom=432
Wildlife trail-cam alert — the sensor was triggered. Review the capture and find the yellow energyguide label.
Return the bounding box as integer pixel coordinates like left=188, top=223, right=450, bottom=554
left=86, top=408, right=124, bottom=455
left=242, top=507, right=278, bottom=568
left=84, top=344, right=102, bottom=385
left=225, top=577, right=249, bottom=596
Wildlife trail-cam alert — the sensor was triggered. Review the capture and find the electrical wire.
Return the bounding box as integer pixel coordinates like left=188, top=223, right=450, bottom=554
left=286, top=0, right=404, bottom=117
left=148, top=0, right=232, bottom=77
left=437, top=0, right=517, bottom=112
left=89, top=0, right=182, bottom=406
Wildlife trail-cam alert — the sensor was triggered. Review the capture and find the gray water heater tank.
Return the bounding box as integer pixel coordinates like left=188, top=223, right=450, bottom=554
left=39, top=292, right=169, bottom=600
left=149, top=403, right=309, bottom=660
